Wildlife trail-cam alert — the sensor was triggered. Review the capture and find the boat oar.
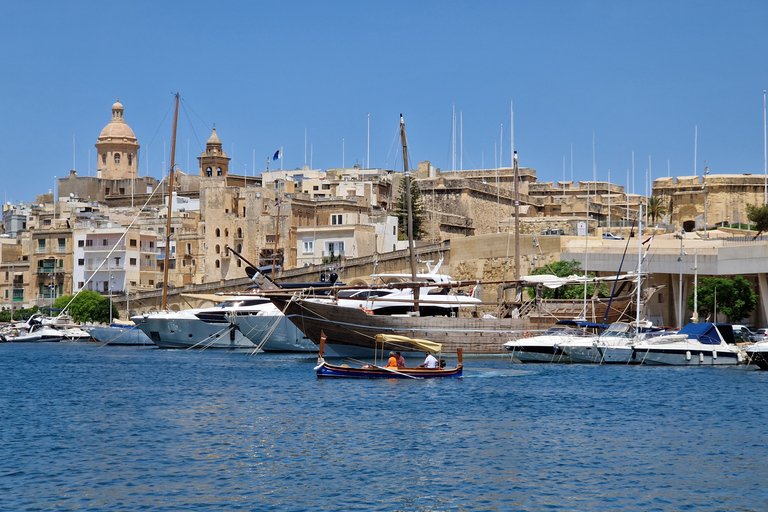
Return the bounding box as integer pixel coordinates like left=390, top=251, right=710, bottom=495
left=314, top=331, right=328, bottom=371
left=345, top=357, right=421, bottom=379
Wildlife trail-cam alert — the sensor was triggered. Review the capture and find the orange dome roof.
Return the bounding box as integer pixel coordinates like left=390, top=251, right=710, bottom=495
left=98, top=98, right=137, bottom=141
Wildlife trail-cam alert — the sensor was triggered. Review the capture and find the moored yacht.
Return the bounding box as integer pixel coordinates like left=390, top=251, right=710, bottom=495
left=631, top=323, right=743, bottom=365
left=503, top=320, right=605, bottom=363
left=745, top=340, right=768, bottom=370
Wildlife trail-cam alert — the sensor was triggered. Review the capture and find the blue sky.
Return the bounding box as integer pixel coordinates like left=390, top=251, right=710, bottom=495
left=1, top=1, right=767, bottom=203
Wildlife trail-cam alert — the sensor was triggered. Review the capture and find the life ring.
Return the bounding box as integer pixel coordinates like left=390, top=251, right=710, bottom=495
left=523, top=331, right=531, bottom=338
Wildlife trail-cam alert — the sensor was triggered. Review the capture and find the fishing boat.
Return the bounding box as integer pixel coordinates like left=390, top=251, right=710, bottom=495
left=314, top=333, right=463, bottom=379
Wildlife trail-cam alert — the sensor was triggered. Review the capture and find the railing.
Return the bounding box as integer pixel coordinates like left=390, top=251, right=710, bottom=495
left=85, top=244, right=127, bottom=252
left=36, top=267, right=64, bottom=274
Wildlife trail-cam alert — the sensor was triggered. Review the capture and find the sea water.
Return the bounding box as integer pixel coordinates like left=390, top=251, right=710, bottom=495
left=0, top=343, right=766, bottom=511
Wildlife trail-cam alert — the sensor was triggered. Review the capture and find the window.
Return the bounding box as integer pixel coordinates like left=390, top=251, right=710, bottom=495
left=86, top=239, right=93, bottom=247
left=215, top=259, right=220, bottom=268
left=78, top=282, right=84, bottom=289
left=326, top=241, right=344, bottom=256
left=215, top=228, right=220, bottom=237
left=78, top=258, right=84, bottom=266
left=128, top=154, right=133, bottom=166
left=182, top=260, right=186, bottom=268
left=102, top=154, right=107, bottom=165
left=242, top=207, right=246, bottom=216
left=206, top=167, right=212, bottom=177
left=217, top=167, right=222, bottom=176
left=215, top=245, right=220, bottom=254
left=130, top=239, right=137, bottom=247
left=58, top=238, right=66, bottom=251
left=78, top=240, right=84, bottom=247
left=224, top=229, right=229, bottom=237
left=114, top=153, right=121, bottom=164
left=130, top=258, right=137, bottom=265
left=186, top=243, right=192, bottom=255
left=114, top=257, right=120, bottom=266
left=149, top=280, right=154, bottom=286
left=37, top=239, right=45, bottom=251
left=236, top=228, right=242, bottom=238
left=43, top=219, right=51, bottom=226
left=303, top=240, right=314, bottom=254
left=103, top=239, right=108, bottom=246
left=313, top=185, right=319, bottom=191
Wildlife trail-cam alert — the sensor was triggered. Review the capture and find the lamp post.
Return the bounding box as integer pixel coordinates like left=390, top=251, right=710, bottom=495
left=703, top=167, right=709, bottom=238
left=692, top=249, right=699, bottom=323
left=676, top=229, right=685, bottom=328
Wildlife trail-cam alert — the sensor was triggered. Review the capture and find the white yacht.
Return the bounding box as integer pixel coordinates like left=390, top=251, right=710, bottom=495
left=631, top=323, right=744, bottom=365
left=131, top=296, right=314, bottom=351
left=596, top=321, right=685, bottom=364
left=503, top=320, right=604, bottom=363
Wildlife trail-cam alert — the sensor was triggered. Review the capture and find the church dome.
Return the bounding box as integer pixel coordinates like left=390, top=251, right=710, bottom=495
left=98, top=98, right=137, bottom=141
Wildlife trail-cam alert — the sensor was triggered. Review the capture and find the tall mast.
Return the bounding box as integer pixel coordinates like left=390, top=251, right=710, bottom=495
left=161, top=93, right=180, bottom=311
left=399, top=114, right=419, bottom=314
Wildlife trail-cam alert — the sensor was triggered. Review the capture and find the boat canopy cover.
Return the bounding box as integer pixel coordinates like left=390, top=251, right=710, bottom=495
left=375, top=334, right=442, bottom=353
left=520, top=273, right=634, bottom=289
left=678, top=323, right=724, bottom=345
left=556, top=320, right=607, bottom=329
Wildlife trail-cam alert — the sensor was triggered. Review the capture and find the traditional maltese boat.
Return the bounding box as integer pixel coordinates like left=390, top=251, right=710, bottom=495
left=314, top=333, right=463, bottom=379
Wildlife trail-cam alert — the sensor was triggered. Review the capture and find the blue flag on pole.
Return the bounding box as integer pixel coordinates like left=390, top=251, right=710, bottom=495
left=273, top=149, right=281, bottom=160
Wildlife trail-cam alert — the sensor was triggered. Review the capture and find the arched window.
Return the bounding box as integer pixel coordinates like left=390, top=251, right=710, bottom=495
left=215, top=245, right=220, bottom=254
left=224, top=229, right=229, bottom=237
left=215, top=228, right=220, bottom=237
left=237, top=228, right=242, bottom=238
left=215, top=259, right=220, bottom=268
left=206, top=167, right=212, bottom=177
left=114, top=153, right=121, bottom=164
left=217, top=167, right=222, bottom=176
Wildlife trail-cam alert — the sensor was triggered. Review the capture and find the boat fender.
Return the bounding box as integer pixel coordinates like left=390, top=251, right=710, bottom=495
left=699, top=352, right=704, bottom=363
left=523, top=331, right=531, bottom=338
left=685, top=350, right=691, bottom=361
left=712, top=350, right=717, bottom=360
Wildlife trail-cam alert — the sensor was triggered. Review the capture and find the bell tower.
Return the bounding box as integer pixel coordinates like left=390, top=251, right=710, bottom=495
left=198, top=127, right=230, bottom=177
left=95, top=98, right=140, bottom=180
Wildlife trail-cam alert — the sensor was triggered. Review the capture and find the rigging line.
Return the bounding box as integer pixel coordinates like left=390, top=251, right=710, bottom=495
left=59, top=174, right=170, bottom=318
left=383, top=124, right=401, bottom=170
left=251, top=301, right=292, bottom=355
left=179, top=101, right=205, bottom=156
left=142, top=99, right=176, bottom=161
left=180, top=96, right=212, bottom=135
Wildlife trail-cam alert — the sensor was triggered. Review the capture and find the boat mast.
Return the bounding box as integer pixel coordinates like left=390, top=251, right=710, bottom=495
left=399, top=114, right=420, bottom=314
left=161, top=93, right=180, bottom=311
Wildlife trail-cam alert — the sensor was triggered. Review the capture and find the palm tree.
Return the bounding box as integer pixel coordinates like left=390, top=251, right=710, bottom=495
left=646, top=196, right=668, bottom=224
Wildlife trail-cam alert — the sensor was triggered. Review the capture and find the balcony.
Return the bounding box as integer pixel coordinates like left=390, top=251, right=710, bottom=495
left=85, top=244, right=127, bottom=252
left=36, top=267, right=64, bottom=274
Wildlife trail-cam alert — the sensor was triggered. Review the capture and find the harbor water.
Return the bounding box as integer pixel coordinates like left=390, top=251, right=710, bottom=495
left=1, top=343, right=766, bottom=511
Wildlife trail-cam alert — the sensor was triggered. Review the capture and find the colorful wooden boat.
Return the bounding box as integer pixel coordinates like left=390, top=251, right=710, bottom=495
left=314, top=333, right=463, bottom=379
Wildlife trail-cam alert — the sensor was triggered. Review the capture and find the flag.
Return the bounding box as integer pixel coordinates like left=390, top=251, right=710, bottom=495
left=273, top=148, right=281, bottom=160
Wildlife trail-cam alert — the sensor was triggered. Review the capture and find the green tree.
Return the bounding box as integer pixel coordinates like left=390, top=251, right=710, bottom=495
left=646, top=196, right=668, bottom=224
left=686, top=276, right=757, bottom=323
left=746, top=203, right=768, bottom=238
left=53, top=290, right=119, bottom=324
left=527, top=260, right=608, bottom=300
left=396, top=177, right=427, bottom=240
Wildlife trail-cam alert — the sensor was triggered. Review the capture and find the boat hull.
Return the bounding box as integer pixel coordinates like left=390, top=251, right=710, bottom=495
left=316, top=362, right=462, bottom=379
left=746, top=345, right=768, bottom=370
left=89, top=325, right=154, bottom=346
left=132, top=314, right=255, bottom=349
left=235, top=314, right=316, bottom=352
left=270, top=295, right=548, bottom=356
left=632, top=346, right=742, bottom=365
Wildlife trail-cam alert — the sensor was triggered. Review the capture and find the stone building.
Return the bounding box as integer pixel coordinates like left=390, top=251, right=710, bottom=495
left=653, top=173, right=768, bottom=232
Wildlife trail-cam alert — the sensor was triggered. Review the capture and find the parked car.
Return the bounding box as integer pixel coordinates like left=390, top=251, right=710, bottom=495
left=602, top=232, right=624, bottom=240
left=732, top=325, right=754, bottom=342
left=750, top=328, right=768, bottom=342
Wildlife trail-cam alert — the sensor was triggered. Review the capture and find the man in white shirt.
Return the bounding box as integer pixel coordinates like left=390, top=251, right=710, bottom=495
left=418, top=351, right=438, bottom=369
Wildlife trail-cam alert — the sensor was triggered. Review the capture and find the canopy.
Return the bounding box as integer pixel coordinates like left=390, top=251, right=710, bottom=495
left=520, top=273, right=635, bottom=289
left=678, top=322, right=729, bottom=345
left=375, top=334, right=442, bottom=353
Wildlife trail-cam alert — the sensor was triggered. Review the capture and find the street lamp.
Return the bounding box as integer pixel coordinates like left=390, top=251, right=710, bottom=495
left=703, top=166, right=709, bottom=238
left=676, top=229, right=686, bottom=328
